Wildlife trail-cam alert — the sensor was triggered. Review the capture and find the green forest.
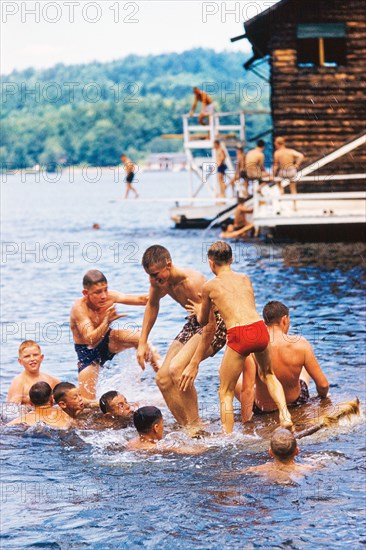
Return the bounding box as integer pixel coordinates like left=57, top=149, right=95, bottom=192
left=1, top=48, right=271, bottom=168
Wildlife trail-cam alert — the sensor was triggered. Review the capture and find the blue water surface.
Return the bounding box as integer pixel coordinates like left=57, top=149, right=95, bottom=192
left=0, top=170, right=365, bottom=549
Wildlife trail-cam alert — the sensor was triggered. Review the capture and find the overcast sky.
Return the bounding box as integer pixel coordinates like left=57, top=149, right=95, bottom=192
left=1, top=1, right=279, bottom=74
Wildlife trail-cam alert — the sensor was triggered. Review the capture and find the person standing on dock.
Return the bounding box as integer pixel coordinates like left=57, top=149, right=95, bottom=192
left=273, top=137, right=305, bottom=196
left=213, top=140, right=228, bottom=198
left=189, top=87, right=214, bottom=126
left=227, top=145, right=246, bottom=197
left=245, top=140, right=269, bottom=192
left=121, top=154, right=139, bottom=199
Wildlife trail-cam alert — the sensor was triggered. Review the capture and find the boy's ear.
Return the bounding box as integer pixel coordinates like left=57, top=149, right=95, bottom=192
left=295, top=447, right=299, bottom=456
left=82, top=289, right=88, bottom=297
left=269, top=448, right=274, bottom=458
left=57, top=400, right=67, bottom=410
left=18, top=358, right=23, bottom=366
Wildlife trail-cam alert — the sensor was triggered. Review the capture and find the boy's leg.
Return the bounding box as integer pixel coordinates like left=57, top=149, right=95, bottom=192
left=156, top=333, right=212, bottom=425
left=254, top=345, right=293, bottom=428
left=219, top=346, right=245, bottom=433
left=78, top=362, right=100, bottom=399
left=109, top=328, right=161, bottom=369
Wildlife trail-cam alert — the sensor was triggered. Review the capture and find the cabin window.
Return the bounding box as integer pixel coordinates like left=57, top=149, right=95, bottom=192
left=297, top=23, right=346, bottom=67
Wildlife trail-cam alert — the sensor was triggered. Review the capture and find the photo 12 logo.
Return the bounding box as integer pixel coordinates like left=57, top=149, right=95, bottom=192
left=202, top=1, right=277, bottom=23
left=1, top=1, right=140, bottom=24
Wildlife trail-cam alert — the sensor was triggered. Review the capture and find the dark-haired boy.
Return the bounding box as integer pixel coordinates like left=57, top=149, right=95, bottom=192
left=7, top=382, right=71, bottom=429
left=70, top=269, right=161, bottom=399
left=127, top=406, right=205, bottom=454
left=99, top=390, right=135, bottom=420
left=137, top=245, right=226, bottom=427
left=188, top=241, right=292, bottom=434
left=53, top=382, right=86, bottom=419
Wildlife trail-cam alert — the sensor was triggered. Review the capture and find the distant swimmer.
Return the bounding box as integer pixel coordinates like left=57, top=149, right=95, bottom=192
left=186, top=242, right=292, bottom=434
left=7, top=382, right=72, bottom=429
left=70, top=269, right=161, bottom=399
left=273, top=137, right=305, bottom=197
left=7, top=340, right=60, bottom=406
left=121, top=154, right=139, bottom=199
left=137, top=245, right=226, bottom=427
left=189, top=86, right=214, bottom=126
left=127, top=406, right=205, bottom=454
left=213, top=140, right=228, bottom=198
left=236, top=301, right=329, bottom=421
left=243, top=428, right=317, bottom=482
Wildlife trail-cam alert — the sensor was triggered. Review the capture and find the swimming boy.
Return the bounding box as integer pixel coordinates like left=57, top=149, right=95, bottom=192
left=191, top=241, right=292, bottom=433
left=244, top=428, right=315, bottom=482
left=7, top=340, right=60, bottom=405
left=53, top=382, right=86, bottom=419
left=7, top=382, right=71, bottom=429
left=137, top=245, right=226, bottom=427
left=127, top=406, right=205, bottom=454
left=99, top=390, right=135, bottom=420
left=70, top=269, right=161, bottom=399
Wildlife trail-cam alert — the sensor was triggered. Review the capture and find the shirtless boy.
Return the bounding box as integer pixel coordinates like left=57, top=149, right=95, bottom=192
left=244, top=428, right=316, bottom=482
left=214, top=140, right=228, bottom=198
left=192, top=241, right=292, bottom=433
left=7, top=340, right=60, bottom=405
left=7, top=382, right=71, bottom=429
left=245, top=140, right=268, bottom=183
left=273, top=137, right=304, bottom=196
left=121, top=154, right=139, bottom=199
left=228, top=145, right=246, bottom=197
left=52, top=382, right=86, bottom=420
left=137, top=245, right=226, bottom=426
left=251, top=301, right=329, bottom=416
left=99, top=390, right=135, bottom=420
left=127, top=406, right=205, bottom=454
left=189, top=87, right=214, bottom=126
left=70, top=269, right=160, bottom=399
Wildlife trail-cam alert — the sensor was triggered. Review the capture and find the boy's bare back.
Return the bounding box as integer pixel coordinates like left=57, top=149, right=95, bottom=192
left=204, top=271, right=260, bottom=329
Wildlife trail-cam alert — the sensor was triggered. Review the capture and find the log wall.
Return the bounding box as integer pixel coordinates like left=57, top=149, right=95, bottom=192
left=268, top=0, right=366, bottom=175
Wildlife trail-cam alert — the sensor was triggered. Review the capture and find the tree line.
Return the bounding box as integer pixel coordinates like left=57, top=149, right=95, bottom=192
left=1, top=48, right=271, bottom=169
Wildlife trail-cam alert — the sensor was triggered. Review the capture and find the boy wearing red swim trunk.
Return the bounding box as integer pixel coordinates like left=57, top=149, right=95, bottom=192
left=194, top=241, right=292, bottom=434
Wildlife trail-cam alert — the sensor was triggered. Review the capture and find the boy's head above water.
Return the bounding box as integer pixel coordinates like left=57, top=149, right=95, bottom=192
left=99, top=391, right=132, bottom=419
left=133, top=406, right=163, bottom=439
left=53, top=382, right=84, bottom=413
left=29, top=381, right=52, bottom=407
left=270, top=428, right=298, bottom=460
left=18, top=340, right=44, bottom=373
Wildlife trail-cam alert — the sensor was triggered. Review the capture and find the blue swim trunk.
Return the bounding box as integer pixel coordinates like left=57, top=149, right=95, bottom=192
left=75, top=329, right=115, bottom=373
left=253, top=380, right=310, bottom=414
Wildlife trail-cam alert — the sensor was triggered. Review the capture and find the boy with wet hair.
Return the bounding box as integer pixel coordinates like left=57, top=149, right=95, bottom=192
left=245, top=428, right=315, bottom=481
left=127, top=406, right=164, bottom=450
left=70, top=269, right=161, bottom=399
left=99, top=390, right=134, bottom=420
left=7, top=382, right=71, bottom=429
left=137, top=245, right=227, bottom=428
left=7, top=340, right=60, bottom=405
left=53, top=382, right=85, bottom=419
left=187, top=241, right=292, bottom=434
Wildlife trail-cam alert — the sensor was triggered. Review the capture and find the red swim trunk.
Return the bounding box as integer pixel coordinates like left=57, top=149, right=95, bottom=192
left=227, top=320, right=269, bottom=356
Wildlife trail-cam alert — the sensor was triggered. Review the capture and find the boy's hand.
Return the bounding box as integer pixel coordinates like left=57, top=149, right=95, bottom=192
left=185, top=296, right=202, bottom=319
left=179, top=362, right=199, bottom=392
left=136, top=343, right=149, bottom=370
left=105, top=305, right=127, bottom=324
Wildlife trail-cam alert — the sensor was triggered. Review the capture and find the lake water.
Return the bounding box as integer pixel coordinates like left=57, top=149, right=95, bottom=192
left=1, top=170, right=365, bottom=549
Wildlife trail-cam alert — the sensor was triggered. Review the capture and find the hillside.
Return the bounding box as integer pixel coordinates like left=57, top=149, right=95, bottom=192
left=1, top=49, right=271, bottom=168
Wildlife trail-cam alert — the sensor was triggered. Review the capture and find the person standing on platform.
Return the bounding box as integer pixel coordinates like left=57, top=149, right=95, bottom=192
left=273, top=137, right=304, bottom=196
left=213, top=140, right=228, bottom=198
left=189, top=87, right=215, bottom=126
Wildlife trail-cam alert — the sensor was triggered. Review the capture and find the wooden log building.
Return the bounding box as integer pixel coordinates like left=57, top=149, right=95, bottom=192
left=236, top=0, right=365, bottom=185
